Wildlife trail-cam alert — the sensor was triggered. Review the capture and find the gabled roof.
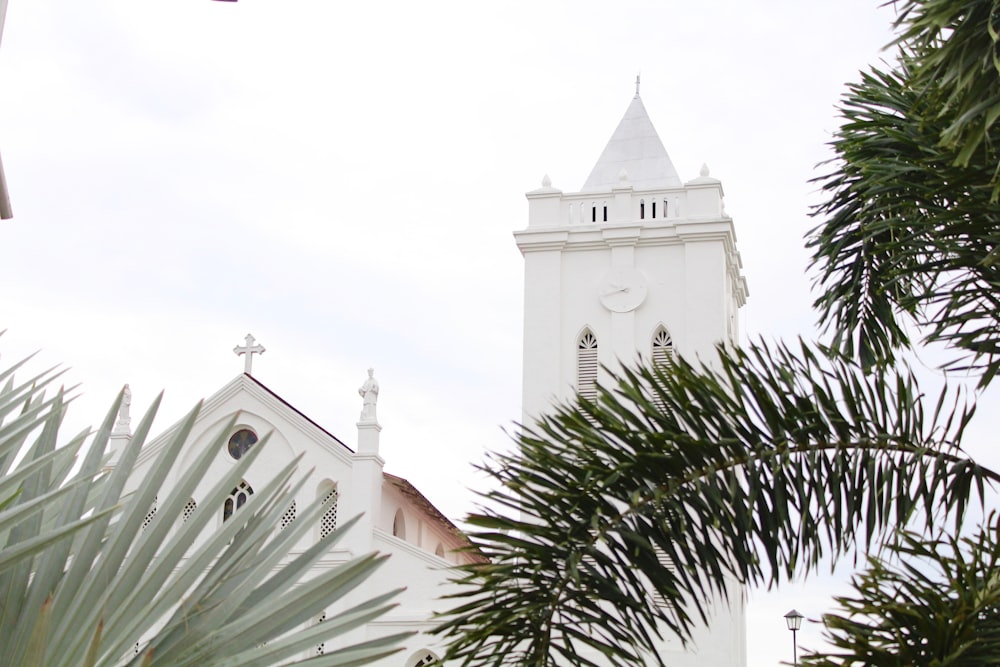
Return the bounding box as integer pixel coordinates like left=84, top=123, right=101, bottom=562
left=384, top=472, right=465, bottom=543
left=243, top=373, right=352, bottom=453
left=384, top=472, right=486, bottom=563
left=581, top=93, right=682, bottom=192
left=135, top=372, right=354, bottom=465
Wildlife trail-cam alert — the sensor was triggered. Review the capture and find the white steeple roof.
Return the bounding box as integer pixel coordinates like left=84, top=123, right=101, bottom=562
left=581, top=93, right=681, bottom=192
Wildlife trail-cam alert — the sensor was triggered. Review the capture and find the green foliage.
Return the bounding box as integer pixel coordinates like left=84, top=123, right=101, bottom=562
left=804, top=516, right=1000, bottom=667
left=0, top=352, right=408, bottom=667
left=811, top=0, right=1000, bottom=379
left=434, top=1, right=1000, bottom=665
left=893, top=0, right=1000, bottom=168
left=435, top=342, right=998, bottom=666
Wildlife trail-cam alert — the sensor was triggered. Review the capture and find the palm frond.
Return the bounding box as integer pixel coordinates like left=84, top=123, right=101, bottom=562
left=810, top=5, right=1000, bottom=381
left=0, top=353, right=408, bottom=667
left=893, top=0, right=1000, bottom=165
left=435, top=340, right=997, bottom=666
left=803, top=512, right=1000, bottom=666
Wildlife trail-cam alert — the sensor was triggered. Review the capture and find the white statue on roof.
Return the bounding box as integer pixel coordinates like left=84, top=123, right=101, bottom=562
left=113, top=383, right=132, bottom=436
left=358, top=368, right=379, bottom=422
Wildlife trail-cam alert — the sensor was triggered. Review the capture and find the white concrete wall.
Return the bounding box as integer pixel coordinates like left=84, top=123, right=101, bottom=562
left=123, top=376, right=472, bottom=665
left=518, top=180, right=746, bottom=423
left=517, top=173, right=749, bottom=667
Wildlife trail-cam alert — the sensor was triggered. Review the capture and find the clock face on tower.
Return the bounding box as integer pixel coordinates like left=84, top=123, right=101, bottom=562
left=598, top=268, right=648, bottom=312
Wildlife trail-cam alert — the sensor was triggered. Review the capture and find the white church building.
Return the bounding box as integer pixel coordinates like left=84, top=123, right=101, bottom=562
left=516, top=82, right=748, bottom=666
left=113, top=84, right=748, bottom=666
left=110, top=338, right=474, bottom=666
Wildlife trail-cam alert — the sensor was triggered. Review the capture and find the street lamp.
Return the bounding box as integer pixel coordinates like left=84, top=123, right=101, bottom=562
left=784, top=609, right=804, bottom=666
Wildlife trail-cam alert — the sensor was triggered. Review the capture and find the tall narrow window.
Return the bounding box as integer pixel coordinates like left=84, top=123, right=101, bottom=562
left=651, top=200, right=657, bottom=219
left=652, top=328, right=674, bottom=368
left=577, top=330, right=598, bottom=403
left=223, top=480, right=254, bottom=522
left=602, top=202, right=608, bottom=222
left=640, top=199, right=645, bottom=219
left=650, top=546, right=678, bottom=611
left=393, top=509, right=407, bottom=539
left=182, top=498, right=197, bottom=523
left=141, top=497, right=157, bottom=532
left=652, top=327, right=675, bottom=413
left=280, top=500, right=296, bottom=530
left=315, top=611, right=326, bottom=655
left=319, top=484, right=338, bottom=539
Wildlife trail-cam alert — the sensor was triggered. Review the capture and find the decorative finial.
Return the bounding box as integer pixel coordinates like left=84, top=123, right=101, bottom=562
left=618, top=168, right=629, bottom=184
left=635, top=74, right=641, bottom=96
left=113, top=384, right=132, bottom=436
left=542, top=174, right=552, bottom=188
left=234, top=333, right=265, bottom=375
left=700, top=163, right=710, bottom=178
left=358, top=367, right=380, bottom=423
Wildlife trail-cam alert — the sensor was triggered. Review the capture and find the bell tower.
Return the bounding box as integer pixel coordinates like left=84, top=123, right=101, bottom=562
left=516, top=87, right=749, bottom=424
left=514, top=85, right=749, bottom=666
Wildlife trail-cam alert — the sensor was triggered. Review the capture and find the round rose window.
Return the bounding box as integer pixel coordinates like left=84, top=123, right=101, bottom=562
left=228, top=429, right=258, bottom=460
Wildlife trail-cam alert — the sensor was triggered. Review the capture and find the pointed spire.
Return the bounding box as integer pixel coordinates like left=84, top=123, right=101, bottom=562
left=582, top=89, right=681, bottom=192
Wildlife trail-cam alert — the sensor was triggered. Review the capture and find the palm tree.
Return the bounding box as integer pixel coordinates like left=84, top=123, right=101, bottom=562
left=0, top=350, right=407, bottom=667
left=801, top=520, right=1000, bottom=667
left=433, top=1, right=1000, bottom=665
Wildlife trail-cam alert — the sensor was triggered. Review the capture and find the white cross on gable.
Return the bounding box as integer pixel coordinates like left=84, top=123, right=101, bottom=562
left=234, top=333, right=265, bottom=374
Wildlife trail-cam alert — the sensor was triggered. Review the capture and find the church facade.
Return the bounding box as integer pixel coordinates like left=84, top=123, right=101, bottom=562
left=112, top=84, right=748, bottom=666
left=515, top=85, right=749, bottom=666
left=111, top=351, right=471, bottom=666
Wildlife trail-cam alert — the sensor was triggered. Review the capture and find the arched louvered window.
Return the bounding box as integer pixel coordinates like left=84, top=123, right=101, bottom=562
left=650, top=546, right=678, bottom=612
left=141, top=497, right=157, bottom=532
left=319, top=484, right=338, bottom=539
left=652, top=327, right=674, bottom=368
left=652, top=327, right=675, bottom=413
left=280, top=500, right=296, bottom=530
left=577, top=330, right=598, bottom=403
left=223, top=480, right=253, bottom=522
left=393, top=509, right=406, bottom=540
left=182, top=498, right=197, bottom=523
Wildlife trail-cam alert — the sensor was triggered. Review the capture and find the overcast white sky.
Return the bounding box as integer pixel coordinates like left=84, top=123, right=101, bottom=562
left=3, top=1, right=988, bottom=665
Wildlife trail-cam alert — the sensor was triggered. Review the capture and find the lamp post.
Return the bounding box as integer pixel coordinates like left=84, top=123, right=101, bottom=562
left=784, top=609, right=803, bottom=666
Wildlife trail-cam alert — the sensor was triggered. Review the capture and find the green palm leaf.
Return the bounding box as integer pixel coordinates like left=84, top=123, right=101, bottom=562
left=435, top=340, right=998, bottom=666
left=810, top=3, right=1000, bottom=380
left=436, top=3, right=1000, bottom=666
left=0, top=352, right=408, bottom=667
left=804, top=514, right=1000, bottom=667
